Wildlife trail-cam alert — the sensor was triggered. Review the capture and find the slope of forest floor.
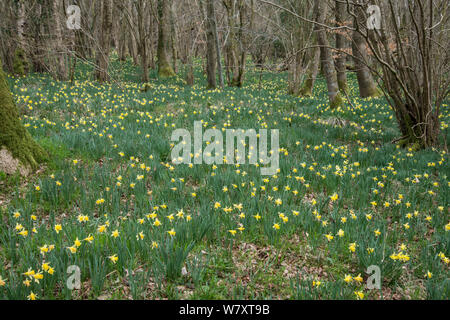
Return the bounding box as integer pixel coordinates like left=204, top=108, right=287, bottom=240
left=0, top=56, right=449, bottom=300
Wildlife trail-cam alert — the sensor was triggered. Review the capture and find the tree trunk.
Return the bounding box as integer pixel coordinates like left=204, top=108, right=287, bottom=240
left=298, top=42, right=320, bottom=96
left=16, top=0, right=26, bottom=49
left=211, top=0, right=224, bottom=88
left=30, top=2, right=47, bottom=73
left=223, top=0, right=246, bottom=87
left=0, top=58, right=47, bottom=175
left=157, top=0, right=176, bottom=78
left=335, top=0, right=348, bottom=92
left=238, top=0, right=251, bottom=87
left=315, top=1, right=343, bottom=108
left=52, top=0, right=68, bottom=80
left=205, top=0, right=217, bottom=89
left=95, top=0, right=113, bottom=82
left=118, top=4, right=128, bottom=62
left=137, top=0, right=150, bottom=84
left=170, top=2, right=178, bottom=74
left=185, top=55, right=194, bottom=86
left=352, top=4, right=378, bottom=98
left=288, top=14, right=306, bottom=96
left=128, top=0, right=139, bottom=66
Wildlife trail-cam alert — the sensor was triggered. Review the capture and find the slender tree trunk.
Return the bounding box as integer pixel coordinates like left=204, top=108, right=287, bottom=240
left=0, top=57, right=47, bottom=175
left=294, top=1, right=318, bottom=97
left=75, top=28, right=88, bottom=60
left=52, top=0, right=68, bottom=80
left=298, top=42, right=320, bottom=96
left=17, top=0, right=26, bottom=50
left=335, top=0, right=348, bottom=92
left=139, top=29, right=149, bottom=84
left=224, top=0, right=241, bottom=86
left=128, top=0, right=139, bottom=66
left=118, top=5, right=128, bottom=61
left=288, top=7, right=306, bottom=97
left=185, top=55, right=194, bottom=86
left=315, top=0, right=343, bottom=108
left=170, top=2, right=178, bottom=74
left=30, top=3, right=47, bottom=73
left=137, top=0, right=150, bottom=84
left=95, top=0, right=113, bottom=82
left=157, top=0, right=175, bottom=78
left=352, top=3, right=378, bottom=98
left=211, top=0, right=224, bottom=88
left=236, top=0, right=247, bottom=87
left=129, top=36, right=139, bottom=66
left=205, top=0, right=217, bottom=88
left=112, top=5, right=121, bottom=54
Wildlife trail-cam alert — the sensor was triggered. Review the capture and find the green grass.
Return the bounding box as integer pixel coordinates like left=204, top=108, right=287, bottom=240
left=0, top=54, right=448, bottom=300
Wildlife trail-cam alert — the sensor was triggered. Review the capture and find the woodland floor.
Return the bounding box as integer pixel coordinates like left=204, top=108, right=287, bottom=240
left=0, top=56, right=449, bottom=300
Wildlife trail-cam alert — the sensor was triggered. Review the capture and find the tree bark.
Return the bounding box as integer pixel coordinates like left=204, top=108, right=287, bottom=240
left=128, top=0, right=139, bottom=66
left=335, top=0, right=348, bottom=92
left=30, top=2, right=47, bottom=73
left=52, top=0, right=68, bottom=80
left=170, top=2, right=178, bottom=74
left=118, top=3, right=129, bottom=62
left=157, top=0, right=176, bottom=78
left=205, top=0, right=217, bottom=88
left=315, top=0, right=343, bottom=108
left=136, top=0, right=150, bottom=84
left=16, top=0, right=26, bottom=50
left=298, top=42, right=320, bottom=96
left=212, top=0, right=225, bottom=89
left=95, top=0, right=113, bottom=82
left=237, top=0, right=248, bottom=87
left=0, top=57, right=47, bottom=175
left=223, top=0, right=247, bottom=87
left=352, top=3, right=378, bottom=98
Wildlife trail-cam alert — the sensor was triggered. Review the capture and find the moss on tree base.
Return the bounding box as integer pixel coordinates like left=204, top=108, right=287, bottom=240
left=397, top=139, right=422, bottom=151
left=298, top=79, right=314, bottom=97
left=158, top=64, right=176, bottom=78
left=140, top=83, right=152, bottom=92
left=330, top=93, right=344, bottom=109
left=0, top=58, right=47, bottom=175
left=230, top=79, right=241, bottom=87
left=362, top=86, right=382, bottom=98
left=397, top=136, right=422, bottom=151
left=13, top=48, right=30, bottom=77
left=338, top=80, right=348, bottom=94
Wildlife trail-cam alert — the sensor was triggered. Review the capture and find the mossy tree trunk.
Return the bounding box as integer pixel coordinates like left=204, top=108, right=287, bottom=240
left=13, top=48, right=29, bottom=77
left=0, top=58, right=47, bottom=175
left=157, top=0, right=176, bottom=78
